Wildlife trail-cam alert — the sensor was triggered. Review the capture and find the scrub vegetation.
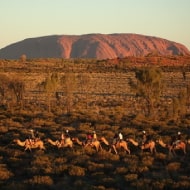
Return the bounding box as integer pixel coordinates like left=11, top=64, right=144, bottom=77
left=0, top=55, right=190, bottom=189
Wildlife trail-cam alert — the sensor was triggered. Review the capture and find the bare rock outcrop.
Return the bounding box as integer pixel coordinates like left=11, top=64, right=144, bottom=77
left=0, top=33, right=189, bottom=59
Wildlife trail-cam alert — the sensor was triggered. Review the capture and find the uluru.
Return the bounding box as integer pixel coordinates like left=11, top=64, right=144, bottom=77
left=0, top=33, right=189, bottom=59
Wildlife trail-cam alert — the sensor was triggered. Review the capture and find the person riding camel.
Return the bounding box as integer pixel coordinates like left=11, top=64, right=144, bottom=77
left=65, top=130, right=70, bottom=139
left=86, top=132, right=93, bottom=145
left=176, top=131, right=181, bottom=145
left=172, top=131, right=182, bottom=148
left=118, top=132, right=123, bottom=142
left=142, top=130, right=150, bottom=145
left=92, top=131, right=97, bottom=142
left=61, top=132, right=65, bottom=146
left=28, top=129, right=39, bottom=145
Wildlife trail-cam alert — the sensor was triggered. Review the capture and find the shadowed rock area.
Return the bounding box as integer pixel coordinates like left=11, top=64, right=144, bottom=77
left=0, top=33, right=189, bottom=59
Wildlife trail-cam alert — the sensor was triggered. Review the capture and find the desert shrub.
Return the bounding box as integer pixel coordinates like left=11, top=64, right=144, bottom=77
left=0, top=164, right=13, bottom=180
left=54, top=157, right=68, bottom=164
left=123, top=155, right=139, bottom=172
left=96, top=151, right=119, bottom=161
left=167, top=162, right=181, bottom=171
left=155, top=153, right=167, bottom=161
left=124, top=173, right=138, bottom=182
left=5, top=118, right=22, bottom=128
left=151, top=181, right=165, bottom=190
left=0, top=126, right=8, bottom=133
left=30, top=155, right=53, bottom=174
left=70, top=154, right=90, bottom=166
left=101, top=130, right=114, bottom=138
left=87, top=161, right=104, bottom=172
left=115, top=167, right=128, bottom=174
left=137, top=165, right=149, bottom=173
left=177, top=180, right=190, bottom=189
left=103, top=163, right=114, bottom=174
left=110, top=125, right=120, bottom=132
left=73, top=179, right=89, bottom=189
left=95, top=124, right=110, bottom=131
left=68, top=165, right=85, bottom=176
left=131, top=178, right=151, bottom=190
left=53, top=164, right=68, bottom=175
left=78, top=122, right=92, bottom=131
left=91, top=186, right=106, bottom=190
left=141, top=155, right=154, bottom=166
left=101, top=177, right=115, bottom=187
left=27, top=175, right=53, bottom=186
left=32, top=118, right=47, bottom=126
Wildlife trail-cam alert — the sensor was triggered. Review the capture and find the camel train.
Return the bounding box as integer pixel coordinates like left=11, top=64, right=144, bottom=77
left=13, top=131, right=189, bottom=156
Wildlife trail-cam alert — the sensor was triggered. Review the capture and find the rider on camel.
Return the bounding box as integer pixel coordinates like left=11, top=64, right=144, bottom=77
left=142, top=130, right=147, bottom=145
left=86, top=132, right=93, bottom=145
left=61, top=132, right=65, bottom=146
left=65, top=130, right=70, bottom=139
left=28, top=129, right=40, bottom=145
left=172, top=131, right=182, bottom=148
left=118, top=132, right=123, bottom=142
left=92, top=131, right=97, bottom=142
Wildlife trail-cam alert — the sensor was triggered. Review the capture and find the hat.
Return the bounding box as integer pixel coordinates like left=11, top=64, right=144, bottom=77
left=66, top=130, right=69, bottom=133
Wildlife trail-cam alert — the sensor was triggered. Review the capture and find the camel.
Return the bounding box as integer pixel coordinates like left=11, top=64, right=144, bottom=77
left=100, top=137, right=130, bottom=154
left=72, top=137, right=102, bottom=152
left=13, top=139, right=45, bottom=151
left=47, top=138, right=73, bottom=149
left=128, top=138, right=156, bottom=154
left=157, top=138, right=186, bottom=155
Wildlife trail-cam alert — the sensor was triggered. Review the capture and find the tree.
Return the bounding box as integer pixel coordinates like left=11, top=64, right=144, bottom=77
left=8, top=77, right=25, bottom=109
left=0, top=74, right=10, bottom=107
left=130, top=66, right=163, bottom=118
left=40, top=73, right=59, bottom=112
left=77, top=73, right=92, bottom=109
left=61, top=73, right=77, bottom=114
left=20, top=54, right=27, bottom=62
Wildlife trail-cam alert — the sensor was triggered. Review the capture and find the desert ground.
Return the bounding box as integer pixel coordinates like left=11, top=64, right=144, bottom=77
left=0, top=55, right=190, bottom=189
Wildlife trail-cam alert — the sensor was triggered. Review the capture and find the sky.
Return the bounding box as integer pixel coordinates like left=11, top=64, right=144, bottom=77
left=0, top=0, right=190, bottom=50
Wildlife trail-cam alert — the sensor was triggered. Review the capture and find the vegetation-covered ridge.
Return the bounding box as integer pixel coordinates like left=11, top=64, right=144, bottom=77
left=0, top=55, right=190, bottom=189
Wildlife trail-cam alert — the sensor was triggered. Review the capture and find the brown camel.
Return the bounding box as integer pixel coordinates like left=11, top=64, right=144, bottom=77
left=72, top=137, right=102, bottom=152
left=100, top=137, right=130, bottom=154
left=157, top=138, right=186, bottom=155
left=128, top=138, right=156, bottom=154
left=13, top=139, right=45, bottom=151
left=47, top=138, right=73, bottom=149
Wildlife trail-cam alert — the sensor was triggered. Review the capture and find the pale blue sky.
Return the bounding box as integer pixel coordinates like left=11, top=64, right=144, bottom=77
left=1, top=0, right=190, bottom=49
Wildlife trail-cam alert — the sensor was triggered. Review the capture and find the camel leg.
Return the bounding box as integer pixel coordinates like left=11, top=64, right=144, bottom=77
left=112, top=145, right=118, bottom=154
left=184, top=148, right=186, bottom=154
left=99, top=144, right=102, bottom=151
left=125, top=147, right=130, bottom=154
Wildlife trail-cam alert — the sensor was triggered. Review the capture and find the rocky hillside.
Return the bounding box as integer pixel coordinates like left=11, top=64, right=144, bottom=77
left=0, top=33, right=189, bottom=59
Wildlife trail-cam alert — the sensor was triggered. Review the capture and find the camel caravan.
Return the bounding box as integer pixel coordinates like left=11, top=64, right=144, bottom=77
left=13, top=129, right=190, bottom=156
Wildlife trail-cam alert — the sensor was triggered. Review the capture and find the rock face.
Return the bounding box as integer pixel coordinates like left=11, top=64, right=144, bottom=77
left=0, top=33, right=189, bottom=59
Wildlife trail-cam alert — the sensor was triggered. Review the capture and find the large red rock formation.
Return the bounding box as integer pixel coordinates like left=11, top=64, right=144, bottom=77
left=0, top=33, right=189, bottom=59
